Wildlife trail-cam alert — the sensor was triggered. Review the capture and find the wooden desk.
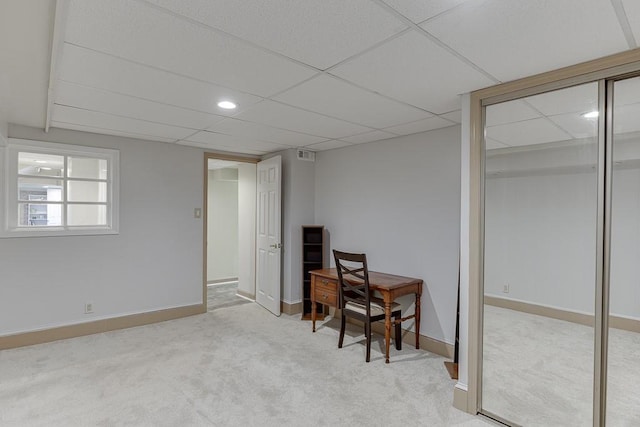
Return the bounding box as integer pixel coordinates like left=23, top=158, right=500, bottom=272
left=310, top=268, right=423, bottom=363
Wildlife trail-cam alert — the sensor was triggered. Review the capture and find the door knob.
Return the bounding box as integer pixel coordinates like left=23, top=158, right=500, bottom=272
left=270, top=243, right=282, bottom=249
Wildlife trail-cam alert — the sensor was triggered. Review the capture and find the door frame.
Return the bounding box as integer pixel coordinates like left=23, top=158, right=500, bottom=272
left=202, top=152, right=259, bottom=310
left=465, top=47, right=640, bottom=426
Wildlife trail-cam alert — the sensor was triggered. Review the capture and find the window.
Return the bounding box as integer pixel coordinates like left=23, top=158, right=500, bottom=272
left=1, top=139, right=119, bottom=237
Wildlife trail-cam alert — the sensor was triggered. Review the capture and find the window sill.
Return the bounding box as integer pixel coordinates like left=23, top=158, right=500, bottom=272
left=0, top=227, right=119, bottom=238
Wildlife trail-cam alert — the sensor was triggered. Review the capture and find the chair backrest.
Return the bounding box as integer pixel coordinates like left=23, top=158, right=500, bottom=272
left=333, top=250, right=371, bottom=313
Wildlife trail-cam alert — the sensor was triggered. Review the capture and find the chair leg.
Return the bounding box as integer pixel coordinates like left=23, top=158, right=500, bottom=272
left=338, top=313, right=346, bottom=349
left=394, top=312, right=402, bottom=351
left=365, top=321, right=371, bottom=363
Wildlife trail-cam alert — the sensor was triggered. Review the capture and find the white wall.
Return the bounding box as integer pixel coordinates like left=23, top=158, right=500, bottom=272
left=314, top=127, right=461, bottom=345
left=0, top=75, right=7, bottom=144
left=0, top=120, right=7, bottom=144
left=0, top=125, right=204, bottom=335
left=237, top=163, right=256, bottom=297
left=284, top=149, right=315, bottom=305
left=207, top=168, right=239, bottom=282
left=609, top=164, right=640, bottom=319
left=485, top=139, right=640, bottom=320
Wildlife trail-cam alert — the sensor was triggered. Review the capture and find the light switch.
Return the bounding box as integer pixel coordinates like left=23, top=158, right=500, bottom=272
left=194, top=208, right=202, bottom=218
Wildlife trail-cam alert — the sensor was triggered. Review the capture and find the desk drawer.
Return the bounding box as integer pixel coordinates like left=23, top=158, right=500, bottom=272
left=314, top=278, right=338, bottom=307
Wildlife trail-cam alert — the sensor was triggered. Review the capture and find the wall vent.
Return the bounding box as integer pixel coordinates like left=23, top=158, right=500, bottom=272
left=297, top=149, right=315, bottom=162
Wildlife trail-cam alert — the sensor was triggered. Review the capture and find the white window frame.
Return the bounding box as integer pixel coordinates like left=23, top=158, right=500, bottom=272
left=1, top=138, right=119, bottom=238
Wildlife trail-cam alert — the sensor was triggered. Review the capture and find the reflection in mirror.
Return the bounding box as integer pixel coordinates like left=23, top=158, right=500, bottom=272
left=608, top=76, right=640, bottom=424
left=67, top=204, right=107, bottom=226
left=18, top=152, right=63, bottom=177
left=68, top=157, right=108, bottom=179
left=482, top=83, right=598, bottom=425
left=17, top=177, right=63, bottom=227
left=17, top=153, right=65, bottom=227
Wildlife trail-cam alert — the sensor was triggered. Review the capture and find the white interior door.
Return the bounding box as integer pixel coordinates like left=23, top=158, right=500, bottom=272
left=255, top=155, right=281, bottom=315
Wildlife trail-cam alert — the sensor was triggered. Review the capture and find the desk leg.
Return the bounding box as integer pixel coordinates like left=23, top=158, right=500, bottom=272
left=415, top=292, right=421, bottom=349
left=312, top=301, right=317, bottom=333
left=384, top=302, right=392, bottom=364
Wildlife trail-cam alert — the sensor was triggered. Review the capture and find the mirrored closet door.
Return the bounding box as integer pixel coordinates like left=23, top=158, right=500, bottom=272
left=480, top=74, right=640, bottom=425
left=481, top=82, right=599, bottom=426
left=607, top=76, right=640, bottom=426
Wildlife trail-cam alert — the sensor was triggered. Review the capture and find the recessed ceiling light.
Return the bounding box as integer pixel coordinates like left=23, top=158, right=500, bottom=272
left=35, top=160, right=47, bottom=164
left=582, top=111, right=599, bottom=119
left=217, top=101, right=237, bottom=110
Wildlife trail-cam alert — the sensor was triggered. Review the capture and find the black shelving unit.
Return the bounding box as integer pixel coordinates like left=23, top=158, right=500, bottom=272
left=302, top=225, right=325, bottom=320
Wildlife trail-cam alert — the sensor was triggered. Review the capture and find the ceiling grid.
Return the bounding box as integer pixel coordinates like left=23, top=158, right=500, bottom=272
left=2, top=0, right=640, bottom=154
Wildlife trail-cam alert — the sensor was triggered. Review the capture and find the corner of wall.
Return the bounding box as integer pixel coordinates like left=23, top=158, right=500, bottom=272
left=453, top=383, right=470, bottom=412
left=0, top=74, right=7, bottom=144
left=267, top=147, right=315, bottom=305
left=458, top=92, right=473, bottom=410
left=0, top=120, right=8, bottom=145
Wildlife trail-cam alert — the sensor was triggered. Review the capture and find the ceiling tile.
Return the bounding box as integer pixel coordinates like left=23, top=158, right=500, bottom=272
left=234, top=100, right=372, bottom=139
left=622, top=0, right=640, bottom=45
left=55, top=81, right=224, bottom=130
left=383, top=116, right=455, bottom=135
left=304, top=140, right=353, bottom=151
left=548, top=113, right=598, bottom=139
left=340, top=130, right=397, bottom=144
left=146, top=0, right=407, bottom=70
left=64, top=0, right=316, bottom=98
left=485, top=99, right=541, bottom=127
left=331, top=30, right=495, bottom=113
left=0, top=0, right=53, bottom=128
left=177, top=139, right=265, bottom=156
left=274, top=74, right=431, bottom=128
left=486, top=118, right=572, bottom=147
left=58, top=44, right=263, bottom=116
left=208, top=159, right=242, bottom=170
left=486, top=137, right=509, bottom=150
left=208, top=118, right=326, bottom=146
left=612, top=75, right=640, bottom=106
left=614, top=103, right=640, bottom=135
left=525, top=82, right=599, bottom=116
left=50, top=121, right=177, bottom=144
left=52, top=105, right=194, bottom=140
left=440, top=110, right=462, bottom=123
left=380, top=0, right=470, bottom=24
left=185, top=130, right=291, bottom=153
left=423, top=0, right=628, bottom=82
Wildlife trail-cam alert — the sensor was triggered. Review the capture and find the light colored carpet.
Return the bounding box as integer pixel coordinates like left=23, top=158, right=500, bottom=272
left=0, top=303, right=489, bottom=426
left=482, top=305, right=640, bottom=426
left=207, top=281, right=250, bottom=311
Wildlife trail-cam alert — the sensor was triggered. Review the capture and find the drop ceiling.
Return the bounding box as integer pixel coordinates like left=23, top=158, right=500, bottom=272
left=2, top=0, right=640, bottom=155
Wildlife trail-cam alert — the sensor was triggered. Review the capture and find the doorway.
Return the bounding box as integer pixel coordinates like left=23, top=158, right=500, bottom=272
left=475, top=70, right=640, bottom=425
left=204, top=154, right=257, bottom=311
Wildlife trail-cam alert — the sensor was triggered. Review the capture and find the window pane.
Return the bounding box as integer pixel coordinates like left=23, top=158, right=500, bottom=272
left=18, top=178, right=63, bottom=201
left=67, top=180, right=107, bottom=202
left=67, top=204, right=107, bottom=226
left=18, top=152, right=64, bottom=177
left=18, top=203, right=63, bottom=226
left=68, top=157, right=107, bottom=179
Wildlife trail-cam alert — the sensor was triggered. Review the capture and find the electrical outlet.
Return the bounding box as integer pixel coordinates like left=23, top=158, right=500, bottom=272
left=194, top=208, right=202, bottom=218
left=85, top=302, right=94, bottom=314
left=503, top=284, right=510, bottom=293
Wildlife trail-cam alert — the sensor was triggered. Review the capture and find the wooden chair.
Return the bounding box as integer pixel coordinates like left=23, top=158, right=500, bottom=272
left=333, top=250, right=402, bottom=362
